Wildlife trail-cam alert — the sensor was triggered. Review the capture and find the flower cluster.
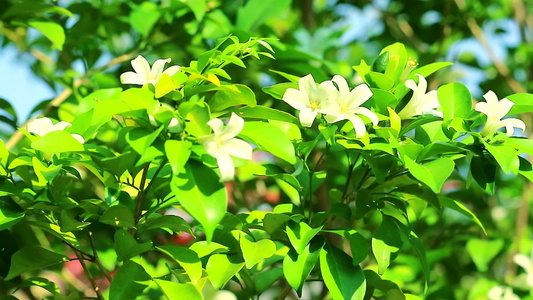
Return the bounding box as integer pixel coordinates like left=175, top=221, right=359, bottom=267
left=282, top=74, right=378, bottom=138
left=398, top=74, right=442, bottom=119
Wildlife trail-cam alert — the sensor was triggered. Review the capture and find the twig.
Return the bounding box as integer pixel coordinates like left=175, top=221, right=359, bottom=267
left=88, top=231, right=113, bottom=283
left=454, top=0, right=526, bottom=94
left=277, top=283, right=294, bottom=300
left=73, top=249, right=104, bottom=300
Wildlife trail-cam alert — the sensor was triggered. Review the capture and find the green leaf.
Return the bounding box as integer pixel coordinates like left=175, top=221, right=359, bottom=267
left=286, top=220, right=323, bottom=255
left=165, top=140, right=192, bottom=175
left=349, top=232, right=368, bottom=266
left=240, top=121, right=296, bottom=164
left=232, top=106, right=299, bottom=124
left=240, top=236, right=277, bottom=269
left=124, top=126, right=164, bottom=155
left=373, top=51, right=389, bottom=73
left=155, top=73, right=178, bottom=98
left=365, top=72, right=394, bottom=90
left=468, top=156, right=496, bottom=195
left=372, top=216, right=402, bottom=275
left=320, top=244, right=366, bottom=300
left=184, top=0, right=207, bottom=21
left=484, top=144, right=519, bottom=174
left=179, top=102, right=211, bottom=137
left=404, top=157, right=455, bottom=193
left=189, top=241, right=229, bottom=258
left=129, top=2, right=160, bottom=36
left=236, top=0, right=291, bottom=31
left=27, top=221, right=80, bottom=248
left=114, top=230, right=153, bottom=261
left=155, top=280, right=203, bottom=300
left=394, top=62, right=454, bottom=99
left=32, top=131, right=84, bottom=153
left=6, top=246, right=68, bottom=280
left=28, top=21, right=65, bottom=50
left=254, top=267, right=284, bottom=294
left=262, top=82, right=298, bottom=100
left=109, top=261, right=151, bottom=300
left=508, top=93, right=533, bottom=114
left=171, top=161, right=227, bottom=242
left=100, top=206, right=135, bottom=229
left=439, top=196, right=486, bottom=234
left=137, top=215, right=193, bottom=236
left=0, top=198, right=24, bottom=231
left=206, top=254, right=245, bottom=289
left=380, top=43, right=407, bottom=82
left=466, top=239, right=504, bottom=272
left=437, top=82, right=472, bottom=121
left=209, top=84, right=256, bottom=112
left=19, top=277, right=60, bottom=295
left=157, top=246, right=202, bottom=284
left=283, top=237, right=323, bottom=296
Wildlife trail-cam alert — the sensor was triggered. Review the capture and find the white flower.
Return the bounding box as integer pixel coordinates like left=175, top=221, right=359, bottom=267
left=282, top=74, right=338, bottom=127
left=398, top=74, right=442, bottom=119
left=198, top=113, right=253, bottom=181
left=488, top=286, right=520, bottom=300
left=475, top=90, right=525, bottom=137
left=513, top=249, right=533, bottom=288
left=324, top=75, right=378, bottom=138
left=120, top=55, right=181, bottom=86
left=27, top=118, right=85, bottom=144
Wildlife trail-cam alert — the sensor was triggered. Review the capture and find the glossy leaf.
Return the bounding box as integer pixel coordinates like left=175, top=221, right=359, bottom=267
left=286, top=220, right=323, bottom=255
left=100, top=206, right=135, bottom=229
left=154, top=279, right=203, bottom=300
left=283, top=237, right=323, bottom=295
left=240, top=121, right=296, bottom=164
left=206, top=254, right=245, bottom=289
left=404, top=157, right=455, bottom=194
left=240, top=236, right=277, bottom=269
left=437, top=82, right=472, bottom=121
left=109, top=261, right=151, bottom=300
left=29, top=21, right=65, bottom=50
left=114, top=229, right=153, bottom=261
left=372, top=216, right=402, bottom=275
left=320, top=244, right=366, bottom=300
left=32, top=131, right=84, bottom=153
left=209, top=84, right=256, bottom=112
left=6, top=246, right=68, bottom=280
left=165, top=140, right=192, bottom=175
left=171, top=161, right=227, bottom=242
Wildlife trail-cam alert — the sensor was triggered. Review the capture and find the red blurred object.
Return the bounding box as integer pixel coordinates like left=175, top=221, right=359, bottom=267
left=172, top=231, right=194, bottom=246
left=64, top=255, right=84, bottom=278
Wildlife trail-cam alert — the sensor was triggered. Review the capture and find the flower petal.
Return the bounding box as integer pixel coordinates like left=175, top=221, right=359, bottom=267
left=150, top=58, right=171, bottom=80
left=332, top=75, right=350, bottom=98
left=348, top=84, right=373, bottom=108
left=316, top=80, right=336, bottom=102
left=222, top=138, right=253, bottom=160
left=219, top=113, right=244, bottom=140
left=513, top=254, right=531, bottom=271
left=216, top=152, right=235, bottom=181
left=120, top=71, right=146, bottom=85
left=483, top=90, right=500, bottom=105
left=163, top=65, right=181, bottom=76
left=207, top=118, right=224, bottom=136
left=71, top=134, right=85, bottom=144
left=352, top=107, right=379, bottom=126
left=298, top=108, right=318, bottom=127
left=131, top=55, right=151, bottom=81
left=52, top=121, right=72, bottom=131
left=27, top=118, right=54, bottom=136
left=298, top=74, right=317, bottom=95
left=346, top=114, right=367, bottom=138
left=202, top=139, right=218, bottom=157
left=503, top=118, right=526, bottom=136
left=283, top=88, right=310, bottom=110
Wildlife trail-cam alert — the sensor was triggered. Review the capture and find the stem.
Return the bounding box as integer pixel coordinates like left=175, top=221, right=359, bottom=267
left=133, top=163, right=151, bottom=224
left=88, top=231, right=113, bottom=283
left=341, top=152, right=360, bottom=203
left=73, top=249, right=104, bottom=300
left=143, top=158, right=168, bottom=197
left=277, top=283, right=294, bottom=300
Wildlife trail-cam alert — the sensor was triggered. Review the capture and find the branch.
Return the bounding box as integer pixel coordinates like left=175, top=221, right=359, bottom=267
left=6, top=52, right=136, bottom=150
left=73, top=249, right=104, bottom=300
left=454, top=0, right=526, bottom=94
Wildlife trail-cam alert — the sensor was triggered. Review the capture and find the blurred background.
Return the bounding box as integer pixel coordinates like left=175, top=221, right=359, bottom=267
left=0, top=0, right=531, bottom=299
